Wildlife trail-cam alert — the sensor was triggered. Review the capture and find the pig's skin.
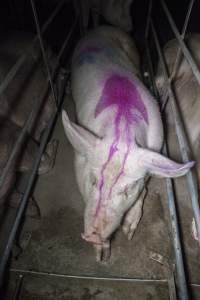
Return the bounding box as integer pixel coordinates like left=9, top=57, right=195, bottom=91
left=62, top=26, right=194, bottom=261
left=156, top=34, right=200, bottom=178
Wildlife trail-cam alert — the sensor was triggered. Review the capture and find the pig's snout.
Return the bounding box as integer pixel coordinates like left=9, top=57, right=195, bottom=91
left=81, top=231, right=102, bottom=245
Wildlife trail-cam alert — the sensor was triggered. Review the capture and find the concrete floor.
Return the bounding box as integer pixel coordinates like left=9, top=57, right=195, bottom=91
left=3, top=92, right=200, bottom=299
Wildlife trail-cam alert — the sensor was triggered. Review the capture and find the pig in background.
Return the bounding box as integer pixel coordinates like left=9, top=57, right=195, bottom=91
left=155, top=34, right=200, bottom=180
left=0, top=31, right=57, bottom=215
left=62, top=26, right=194, bottom=261
left=79, top=0, right=134, bottom=32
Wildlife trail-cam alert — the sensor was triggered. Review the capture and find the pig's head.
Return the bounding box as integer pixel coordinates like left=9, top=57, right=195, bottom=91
left=62, top=109, right=194, bottom=246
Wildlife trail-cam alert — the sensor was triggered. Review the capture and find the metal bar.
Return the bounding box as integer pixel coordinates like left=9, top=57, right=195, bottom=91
left=9, top=268, right=167, bottom=284
left=151, top=19, right=200, bottom=246
left=57, top=16, right=79, bottom=62
left=160, top=0, right=200, bottom=87
left=145, top=30, right=189, bottom=300
left=0, top=71, right=68, bottom=287
left=30, top=0, right=58, bottom=108
left=12, top=274, right=24, bottom=300
left=0, top=0, right=65, bottom=98
left=160, top=0, right=195, bottom=110
left=145, top=0, right=152, bottom=39
left=0, top=18, right=77, bottom=195
left=164, top=144, right=189, bottom=300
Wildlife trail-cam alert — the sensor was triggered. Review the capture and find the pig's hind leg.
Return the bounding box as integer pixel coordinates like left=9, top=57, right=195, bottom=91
left=122, top=188, right=147, bottom=240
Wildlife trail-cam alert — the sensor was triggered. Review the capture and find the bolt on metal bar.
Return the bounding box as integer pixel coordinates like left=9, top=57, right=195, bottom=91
left=161, top=0, right=195, bottom=111
left=0, top=18, right=77, bottom=197
left=160, top=0, right=200, bottom=87
left=30, top=0, right=58, bottom=108
left=9, top=268, right=168, bottom=284
left=151, top=19, right=200, bottom=246
left=0, top=71, right=69, bottom=287
left=0, top=0, right=65, bottom=98
left=145, top=28, right=189, bottom=300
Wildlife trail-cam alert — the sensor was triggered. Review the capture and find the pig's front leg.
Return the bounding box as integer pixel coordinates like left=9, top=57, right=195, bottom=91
left=94, top=240, right=111, bottom=262
left=122, top=187, right=147, bottom=240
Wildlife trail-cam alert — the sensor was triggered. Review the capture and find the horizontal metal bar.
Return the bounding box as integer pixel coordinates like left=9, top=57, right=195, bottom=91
left=160, top=0, right=200, bottom=87
left=151, top=18, right=200, bottom=246
left=0, top=0, right=65, bottom=98
left=30, top=0, right=58, bottom=108
left=9, top=268, right=168, bottom=284
left=0, top=71, right=69, bottom=287
left=145, top=32, right=189, bottom=300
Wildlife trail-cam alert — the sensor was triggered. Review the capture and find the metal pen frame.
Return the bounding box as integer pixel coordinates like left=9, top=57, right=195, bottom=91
left=145, top=0, right=200, bottom=299
left=0, top=0, right=77, bottom=287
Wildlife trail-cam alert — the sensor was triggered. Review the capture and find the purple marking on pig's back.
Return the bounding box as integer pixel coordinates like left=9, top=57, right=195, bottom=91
left=94, top=74, right=148, bottom=216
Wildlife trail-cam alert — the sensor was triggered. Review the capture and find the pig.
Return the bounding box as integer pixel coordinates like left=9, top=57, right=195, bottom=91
left=79, top=0, right=133, bottom=32
left=62, top=26, right=194, bottom=261
left=155, top=34, right=200, bottom=179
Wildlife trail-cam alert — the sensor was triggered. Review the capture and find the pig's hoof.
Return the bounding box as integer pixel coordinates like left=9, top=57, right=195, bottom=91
left=94, top=241, right=111, bottom=262
left=38, top=139, right=58, bottom=175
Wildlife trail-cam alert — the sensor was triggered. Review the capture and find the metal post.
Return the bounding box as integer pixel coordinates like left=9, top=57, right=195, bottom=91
left=144, top=6, right=190, bottom=296
left=151, top=19, right=200, bottom=247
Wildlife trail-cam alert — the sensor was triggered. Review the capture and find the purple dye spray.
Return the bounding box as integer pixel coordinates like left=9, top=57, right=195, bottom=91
left=94, top=74, right=148, bottom=216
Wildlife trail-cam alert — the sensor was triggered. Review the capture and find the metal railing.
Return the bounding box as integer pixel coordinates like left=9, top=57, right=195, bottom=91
left=0, top=0, right=78, bottom=288
left=144, top=0, right=200, bottom=299
left=1, top=0, right=199, bottom=299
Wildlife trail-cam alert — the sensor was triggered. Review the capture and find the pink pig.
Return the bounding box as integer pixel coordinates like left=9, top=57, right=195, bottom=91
left=62, top=26, right=194, bottom=261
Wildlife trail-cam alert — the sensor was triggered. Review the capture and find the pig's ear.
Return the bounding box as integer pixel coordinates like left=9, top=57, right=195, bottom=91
left=139, top=149, right=194, bottom=178
left=62, top=110, right=98, bottom=155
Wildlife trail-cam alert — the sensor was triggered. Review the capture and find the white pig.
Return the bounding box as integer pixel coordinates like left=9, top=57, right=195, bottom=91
left=79, top=0, right=134, bottom=32
left=156, top=34, right=200, bottom=179
left=62, top=26, right=194, bottom=261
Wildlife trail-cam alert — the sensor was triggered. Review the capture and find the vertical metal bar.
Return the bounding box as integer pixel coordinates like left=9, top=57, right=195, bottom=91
left=160, top=0, right=200, bottom=86
left=0, top=71, right=68, bottom=287
left=0, top=0, right=65, bottom=98
left=30, top=0, right=58, bottom=108
left=151, top=19, right=200, bottom=246
left=145, top=0, right=152, bottom=39
left=145, top=19, right=190, bottom=299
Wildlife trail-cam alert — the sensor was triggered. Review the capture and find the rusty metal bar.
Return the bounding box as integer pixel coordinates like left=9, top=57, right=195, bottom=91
left=0, top=0, right=65, bottom=98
